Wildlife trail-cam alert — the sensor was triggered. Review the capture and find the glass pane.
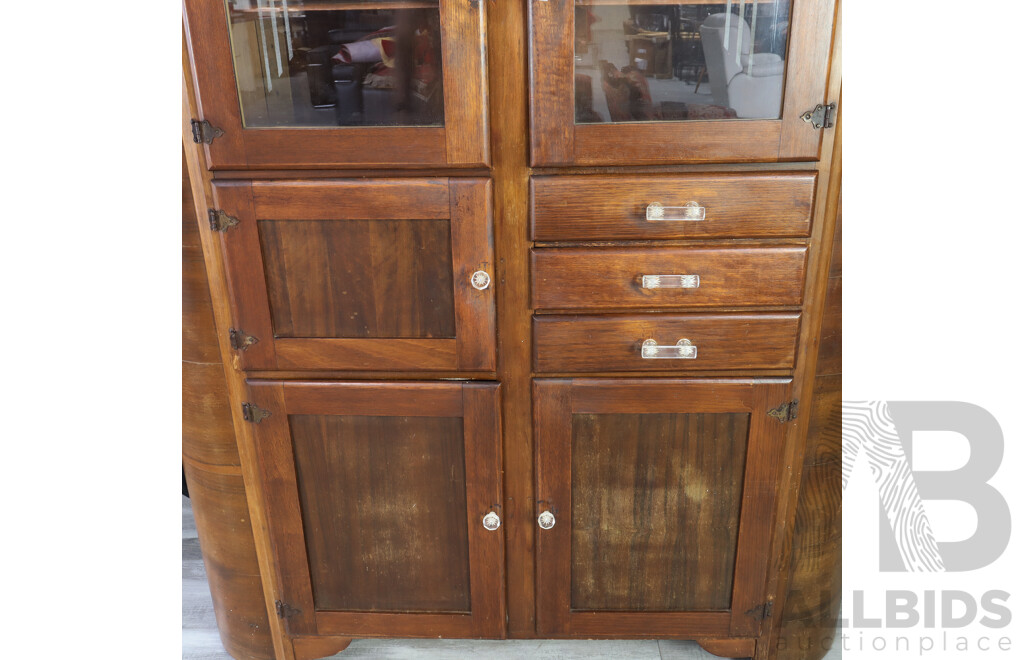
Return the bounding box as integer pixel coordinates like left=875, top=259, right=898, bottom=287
left=259, top=218, right=456, bottom=338
left=574, top=1, right=790, bottom=123
left=570, top=412, right=749, bottom=611
left=291, top=415, right=470, bottom=612
left=225, top=1, right=444, bottom=127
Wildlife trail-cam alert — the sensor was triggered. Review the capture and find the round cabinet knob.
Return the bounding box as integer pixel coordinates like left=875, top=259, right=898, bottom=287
left=471, top=270, right=491, bottom=290
left=537, top=510, right=556, bottom=530
left=482, top=511, right=501, bottom=531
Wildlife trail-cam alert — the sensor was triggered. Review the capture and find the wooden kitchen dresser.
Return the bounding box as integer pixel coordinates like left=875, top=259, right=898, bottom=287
left=182, top=1, right=841, bottom=658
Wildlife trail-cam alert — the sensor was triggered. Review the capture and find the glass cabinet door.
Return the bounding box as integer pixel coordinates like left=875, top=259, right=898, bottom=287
left=533, top=378, right=793, bottom=638
left=530, top=0, right=837, bottom=165
left=184, top=0, right=488, bottom=169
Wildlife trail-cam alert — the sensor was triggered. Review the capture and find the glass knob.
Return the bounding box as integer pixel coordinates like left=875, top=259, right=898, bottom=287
left=482, top=511, right=501, bottom=531
left=537, top=510, right=556, bottom=530
left=471, top=270, right=491, bottom=290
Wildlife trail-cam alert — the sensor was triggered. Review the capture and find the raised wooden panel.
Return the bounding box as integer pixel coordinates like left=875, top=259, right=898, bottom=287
left=534, top=313, right=800, bottom=373
left=291, top=414, right=471, bottom=613
left=532, top=247, right=807, bottom=310
left=260, top=219, right=457, bottom=339
left=531, top=173, right=816, bottom=241
left=570, top=412, right=749, bottom=611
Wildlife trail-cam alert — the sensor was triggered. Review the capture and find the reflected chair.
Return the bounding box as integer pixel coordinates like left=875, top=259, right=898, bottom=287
left=698, top=12, right=784, bottom=118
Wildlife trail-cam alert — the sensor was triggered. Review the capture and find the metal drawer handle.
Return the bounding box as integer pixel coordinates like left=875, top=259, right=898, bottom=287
left=646, top=201, right=705, bottom=222
left=641, top=338, right=697, bottom=359
left=538, top=510, right=556, bottom=529
left=642, top=274, right=700, bottom=289
left=482, top=511, right=501, bottom=531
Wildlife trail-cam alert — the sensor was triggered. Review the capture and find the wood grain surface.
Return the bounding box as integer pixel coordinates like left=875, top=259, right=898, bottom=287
left=531, top=173, right=816, bottom=241
left=534, top=313, right=800, bottom=372
left=532, top=247, right=808, bottom=309
left=570, top=411, right=749, bottom=611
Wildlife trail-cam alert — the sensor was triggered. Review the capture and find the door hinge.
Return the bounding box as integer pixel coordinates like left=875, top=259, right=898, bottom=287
left=242, top=402, right=272, bottom=424
left=275, top=600, right=301, bottom=619
left=746, top=601, right=774, bottom=621
left=768, top=400, right=799, bottom=423
left=208, top=209, right=239, bottom=233
left=800, top=103, right=836, bottom=130
left=191, top=118, right=225, bottom=144
left=229, top=328, right=259, bottom=351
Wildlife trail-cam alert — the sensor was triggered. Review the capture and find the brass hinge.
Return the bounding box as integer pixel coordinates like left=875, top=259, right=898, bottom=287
left=242, top=402, right=272, bottom=424
left=768, top=400, right=799, bottom=423
left=800, top=103, right=836, bottom=130
left=229, top=328, right=259, bottom=351
left=208, top=209, right=239, bottom=233
left=746, top=601, right=774, bottom=621
left=275, top=600, right=301, bottom=619
left=191, top=118, right=225, bottom=144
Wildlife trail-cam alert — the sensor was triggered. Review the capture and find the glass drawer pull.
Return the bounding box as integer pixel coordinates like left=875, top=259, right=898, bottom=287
left=642, top=274, right=699, bottom=289
left=646, top=201, right=705, bottom=222
left=641, top=339, right=697, bottom=359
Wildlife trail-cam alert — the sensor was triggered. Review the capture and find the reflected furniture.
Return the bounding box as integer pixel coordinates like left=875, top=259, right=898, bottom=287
left=699, top=12, right=785, bottom=118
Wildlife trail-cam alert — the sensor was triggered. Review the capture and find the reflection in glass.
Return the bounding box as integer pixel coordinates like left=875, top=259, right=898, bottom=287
left=574, top=1, right=790, bottom=124
left=225, top=1, right=444, bottom=128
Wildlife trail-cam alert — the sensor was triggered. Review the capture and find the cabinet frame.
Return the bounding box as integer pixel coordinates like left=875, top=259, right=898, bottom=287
left=528, top=0, right=837, bottom=165
left=533, top=378, right=793, bottom=638
left=183, top=0, right=489, bottom=170
left=245, top=381, right=505, bottom=639
left=213, top=178, right=496, bottom=372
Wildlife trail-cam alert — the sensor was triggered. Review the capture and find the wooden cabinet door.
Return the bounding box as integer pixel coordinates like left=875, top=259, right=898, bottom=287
left=213, top=178, right=495, bottom=372
left=529, top=0, right=837, bottom=165
left=184, top=0, right=488, bottom=169
left=533, top=378, right=792, bottom=638
left=245, top=381, right=505, bottom=639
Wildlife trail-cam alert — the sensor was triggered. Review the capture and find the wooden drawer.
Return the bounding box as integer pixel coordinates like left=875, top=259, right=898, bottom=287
left=533, top=314, right=800, bottom=372
left=530, top=173, right=816, bottom=241
left=531, top=246, right=807, bottom=310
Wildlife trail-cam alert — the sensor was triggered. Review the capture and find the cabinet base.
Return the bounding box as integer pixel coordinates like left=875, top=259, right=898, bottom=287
left=292, top=636, right=353, bottom=660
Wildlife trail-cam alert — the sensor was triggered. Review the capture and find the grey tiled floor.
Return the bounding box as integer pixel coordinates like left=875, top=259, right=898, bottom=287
left=184, top=496, right=840, bottom=659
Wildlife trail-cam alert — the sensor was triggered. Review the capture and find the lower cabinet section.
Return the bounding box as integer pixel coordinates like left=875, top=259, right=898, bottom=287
left=241, top=377, right=790, bottom=647
left=533, top=378, right=793, bottom=639
left=243, top=381, right=505, bottom=639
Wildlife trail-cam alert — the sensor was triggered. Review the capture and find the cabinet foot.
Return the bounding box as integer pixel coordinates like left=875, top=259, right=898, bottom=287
left=291, top=636, right=353, bottom=660
left=696, top=637, right=756, bottom=659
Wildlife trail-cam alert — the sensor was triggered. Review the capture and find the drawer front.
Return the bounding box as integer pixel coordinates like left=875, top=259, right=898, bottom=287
left=534, top=314, right=800, bottom=373
left=532, top=247, right=807, bottom=310
left=531, top=173, right=816, bottom=241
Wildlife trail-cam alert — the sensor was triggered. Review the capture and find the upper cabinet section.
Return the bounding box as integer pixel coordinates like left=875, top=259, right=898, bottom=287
left=529, top=0, right=837, bottom=165
left=184, top=0, right=489, bottom=169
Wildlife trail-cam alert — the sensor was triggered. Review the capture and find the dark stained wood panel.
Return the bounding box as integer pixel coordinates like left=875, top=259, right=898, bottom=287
left=251, top=180, right=451, bottom=221
left=532, top=247, right=807, bottom=310
left=570, top=412, right=749, bottom=612
left=290, top=414, right=472, bottom=613
left=531, top=173, right=816, bottom=241
left=260, top=219, right=456, bottom=339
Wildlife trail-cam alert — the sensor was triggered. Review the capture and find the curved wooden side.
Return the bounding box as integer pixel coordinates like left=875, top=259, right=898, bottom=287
left=775, top=199, right=842, bottom=660
left=184, top=152, right=275, bottom=660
